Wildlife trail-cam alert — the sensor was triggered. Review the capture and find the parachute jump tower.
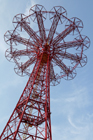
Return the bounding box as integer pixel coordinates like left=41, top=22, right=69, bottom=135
left=0, top=5, right=90, bottom=140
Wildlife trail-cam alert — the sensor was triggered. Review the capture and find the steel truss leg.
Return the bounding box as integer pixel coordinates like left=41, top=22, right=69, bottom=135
left=0, top=54, right=52, bottom=140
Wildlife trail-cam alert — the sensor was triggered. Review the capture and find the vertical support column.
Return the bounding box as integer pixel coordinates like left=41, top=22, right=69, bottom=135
left=0, top=51, right=52, bottom=140
left=45, top=49, right=52, bottom=140
left=48, top=56, right=52, bottom=140
left=0, top=56, right=43, bottom=140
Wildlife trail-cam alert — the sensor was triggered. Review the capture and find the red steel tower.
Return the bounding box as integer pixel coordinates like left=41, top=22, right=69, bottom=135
left=0, top=5, right=90, bottom=140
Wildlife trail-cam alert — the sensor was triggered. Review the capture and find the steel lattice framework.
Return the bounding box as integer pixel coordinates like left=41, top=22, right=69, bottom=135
left=0, top=4, right=90, bottom=140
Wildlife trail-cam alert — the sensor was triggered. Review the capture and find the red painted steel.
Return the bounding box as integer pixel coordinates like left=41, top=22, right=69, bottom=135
left=0, top=4, right=90, bottom=140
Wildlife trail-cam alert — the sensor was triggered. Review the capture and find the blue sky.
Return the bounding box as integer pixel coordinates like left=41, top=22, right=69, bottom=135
left=0, top=0, right=93, bottom=140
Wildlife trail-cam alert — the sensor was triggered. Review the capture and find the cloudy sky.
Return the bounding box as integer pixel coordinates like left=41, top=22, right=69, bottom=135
left=0, top=0, right=93, bottom=140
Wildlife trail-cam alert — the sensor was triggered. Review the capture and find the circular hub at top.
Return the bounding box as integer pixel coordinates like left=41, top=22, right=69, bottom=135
left=4, top=4, right=90, bottom=85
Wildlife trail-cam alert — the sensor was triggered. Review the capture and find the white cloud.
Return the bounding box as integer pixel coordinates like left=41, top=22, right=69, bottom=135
left=51, top=85, right=93, bottom=140
left=68, top=115, right=83, bottom=130
left=0, top=1, right=6, bottom=16
left=88, top=113, right=93, bottom=118
left=51, top=86, right=90, bottom=116
left=0, top=115, right=9, bottom=124
left=65, top=96, right=76, bottom=102
left=0, top=41, right=7, bottom=54
left=52, top=114, right=93, bottom=140
left=51, top=98, right=62, bottom=103
left=24, top=0, right=37, bottom=16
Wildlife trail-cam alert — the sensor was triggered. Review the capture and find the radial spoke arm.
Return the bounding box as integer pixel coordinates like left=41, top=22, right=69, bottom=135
left=53, top=56, right=69, bottom=74
left=56, top=52, right=81, bottom=62
left=36, top=11, right=46, bottom=42
left=52, top=24, right=75, bottom=45
left=11, top=35, right=36, bottom=47
left=48, top=14, right=60, bottom=45
left=11, top=35, right=39, bottom=52
left=20, top=57, right=36, bottom=71
left=56, top=39, right=83, bottom=50
left=12, top=49, right=35, bottom=57
left=20, top=21, right=41, bottom=46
